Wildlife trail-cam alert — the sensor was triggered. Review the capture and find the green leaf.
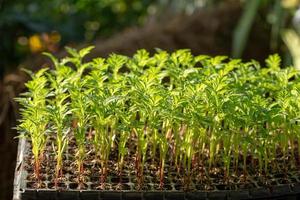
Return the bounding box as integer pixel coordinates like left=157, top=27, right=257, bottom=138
left=79, top=46, right=95, bottom=58
left=265, top=54, right=281, bottom=69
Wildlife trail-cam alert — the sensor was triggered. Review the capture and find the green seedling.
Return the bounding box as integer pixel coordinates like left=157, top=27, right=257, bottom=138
left=17, top=48, right=300, bottom=190
left=16, top=68, right=49, bottom=185
left=46, top=61, right=73, bottom=187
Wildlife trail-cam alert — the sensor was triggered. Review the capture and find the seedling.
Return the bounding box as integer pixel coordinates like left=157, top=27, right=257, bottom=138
left=46, top=60, right=73, bottom=187
left=16, top=68, right=49, bottom=184
left=17, top=48, right=300, bottom=192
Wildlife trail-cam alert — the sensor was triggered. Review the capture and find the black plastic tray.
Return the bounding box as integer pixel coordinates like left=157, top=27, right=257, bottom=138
left=13, top=139, right=300, bottom=200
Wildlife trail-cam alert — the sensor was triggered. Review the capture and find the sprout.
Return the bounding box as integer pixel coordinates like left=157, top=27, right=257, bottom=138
left=66, top=47, right=93, bottom=187
left=16, top=68, right=49, bottom=185
left=17, top=48, right=300, bottom=190
left=46, top=57, right=73, bottom=187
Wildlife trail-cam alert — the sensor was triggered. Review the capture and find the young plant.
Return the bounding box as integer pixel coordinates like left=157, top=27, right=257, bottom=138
left=17, top=68, right=49, bottom=185
left=17, top=48, right=300, bottom=191
left=66, top=47, right=93, bottom=186
left=46, top=65, right=73, bottom=187
left=115, top=89, right=131, bottom=183
left=128, top=75, right=156, bottom=188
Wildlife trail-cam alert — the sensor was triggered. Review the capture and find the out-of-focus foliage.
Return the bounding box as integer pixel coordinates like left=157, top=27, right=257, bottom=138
left=232, top=0, right=262, bottom=58
left=283, top=29, right=300, bottom=69
left=1, top=0, right=300, bottom=77
left=156, top=0, right=218, bottom=14
left=0, top=0, right=216, bottom=77
left=0, top=0, right=157, bottom=76
left=232, top=0, right=300, bottom=62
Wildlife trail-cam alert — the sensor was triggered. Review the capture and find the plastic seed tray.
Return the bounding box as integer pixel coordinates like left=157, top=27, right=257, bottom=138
left=13, top=138, right=300, bottom=200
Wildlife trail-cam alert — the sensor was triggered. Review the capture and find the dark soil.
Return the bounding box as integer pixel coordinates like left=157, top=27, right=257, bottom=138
left=22, top=135, right=300, bottom=192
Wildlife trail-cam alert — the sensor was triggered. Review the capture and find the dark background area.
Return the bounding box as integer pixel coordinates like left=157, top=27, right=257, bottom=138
left=1, top=0, right=300, bottom=199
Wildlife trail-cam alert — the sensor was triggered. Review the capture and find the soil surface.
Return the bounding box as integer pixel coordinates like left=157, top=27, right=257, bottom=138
left=22, top=135, right=300, bottom=192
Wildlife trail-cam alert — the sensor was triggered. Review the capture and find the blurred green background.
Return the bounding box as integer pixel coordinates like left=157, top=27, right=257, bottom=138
left=0, top=0, right=157, bottom=76
left=1, top=0, right=299, bottom=77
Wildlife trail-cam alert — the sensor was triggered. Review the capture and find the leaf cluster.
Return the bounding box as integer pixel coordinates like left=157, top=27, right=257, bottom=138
left=17, top=47, right=300, bottom=188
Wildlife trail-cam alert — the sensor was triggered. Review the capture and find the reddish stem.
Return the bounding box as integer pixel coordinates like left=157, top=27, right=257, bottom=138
left=135, top=152, right=143, bottom=189
left=34, top=159, right=40, bottom=183
left=77, top=161, right=84, bottom=189
left=118, top=162, right=123, bottom=184
left=159, top=161, right=164, bottom=190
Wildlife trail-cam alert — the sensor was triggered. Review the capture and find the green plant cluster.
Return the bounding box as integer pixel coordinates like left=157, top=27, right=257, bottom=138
left=17, top=46, right=300, bottom=189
